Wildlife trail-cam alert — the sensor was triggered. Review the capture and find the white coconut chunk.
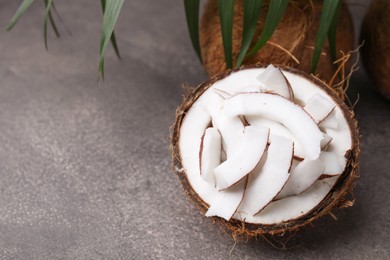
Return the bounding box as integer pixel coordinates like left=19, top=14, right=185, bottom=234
left=224, top=93, right=325, bottom=160
left=320, top=152, right=347, bottom=176
left=200, top=128, right=222, bottom=186
left=304, top=93, right=336, bottom=123
left=321, top=134, right=333, bottom=150
left=205, top=177, right=247, bottom=221
left=318, top=109, right=339, bottom=129
left=256, top=65, right=294, bottom=100
left=276, top=158, right=325, bottom=199
left=238, top=135, right=293, bottom=216
left=212, top=110, right=245, bottom=158
left=200, top=92, right=224, bottom=118
left=246, top=116, right=305, bottom=159
left=213, top=88, right=232, bottom=99
left=214, top=126, right=269, bottom=190
left=247, top=177, right=338, bottom=224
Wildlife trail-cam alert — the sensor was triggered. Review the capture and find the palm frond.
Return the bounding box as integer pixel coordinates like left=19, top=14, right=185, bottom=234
left=327, top=1, right=342, bottom=63
left=43, top=0, right=55, bottom=50
left=6, top=0, right=35, bottom=31
left=218, top=0, right=235, bottom=69
left=183, top=0, right=202, bottom=62
left=98, top=0, right=124, bottom=79
left=236, top=0, right=263, bottom=68
left=101, top=0, right=121, bottom=60
left=311, top=0, right=340, bottom=73
left=247, top=0, right=288, bottom=57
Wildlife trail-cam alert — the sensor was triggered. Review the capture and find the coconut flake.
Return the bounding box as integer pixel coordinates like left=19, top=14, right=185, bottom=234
left=319, top=109, right=339, bottom=130
left=276, top=158, right=325, bottom=199
left=212, top=109, right=245, bottom=158
left=213, top=88, right=232, bottom=99
left=205, top=177, right=247, bottom=220
left=304, top=93, right=336, bottom=123
left=200, top=128, right=222, bottom=186
left=224, top=93, right=325, bottom=160
left=249, top=177, right=338, bottom=224
left=238, top=135, right=293, bottom=216
left=214, top=126, right=269, bottom=190
left=246, top=116, right=305, bottom=159
left=321, top=134, right=333, bottom=150
left=320, top=152, right=347, bottom=176
left=257, top=65, right=294, bottom=100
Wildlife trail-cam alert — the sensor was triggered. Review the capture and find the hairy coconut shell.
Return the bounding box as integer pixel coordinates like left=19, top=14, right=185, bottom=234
left=200, top=0, right=355, bottom=96
left=170, top=64, right=360, bottom=238
left=361, top=0, right=390, bottom=100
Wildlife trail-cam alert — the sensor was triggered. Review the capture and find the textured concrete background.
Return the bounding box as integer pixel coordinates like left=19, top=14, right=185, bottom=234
left=0, top=0, right=388, bottom=259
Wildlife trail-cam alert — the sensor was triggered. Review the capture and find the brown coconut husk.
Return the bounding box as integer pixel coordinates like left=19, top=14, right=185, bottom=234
left=200, top=0, right=355, bottom=98
left=361, top=0, right=390, bottom=100
left=170, top=64, right=360, bottom=240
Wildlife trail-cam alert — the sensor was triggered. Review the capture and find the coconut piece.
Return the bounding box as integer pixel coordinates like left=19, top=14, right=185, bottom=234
left=238, top=135, right=293, bottom=216
left=224, top=93, right=325, bottom=160
left=213, top=88, right=232, bottom=99
left=276, top=158, right=325, bottom=199
left=319, top=109, right=339, bottom=130
left=200, top=92, right=224, bottom=118
left=252, top=177, right=339, bottom=224
left=212, top=110, right=244, bottom=158
left=205, top=177, right=247, bottom=221
left=200, top=128, right=222, bottom=186
left=246, top=116, right=305, bottom=159
left=257, top=65, right=294, bottom=100
left=304, top=93, right=336, bottom=123
left=321, top=134, right=333, bottom=150
left=320, top=152, right=347, bottom=176
left=214, top=126, right=269, bottom=190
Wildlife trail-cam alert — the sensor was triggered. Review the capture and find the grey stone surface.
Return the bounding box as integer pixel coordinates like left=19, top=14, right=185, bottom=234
left=0, top=0, right=388, bottom=259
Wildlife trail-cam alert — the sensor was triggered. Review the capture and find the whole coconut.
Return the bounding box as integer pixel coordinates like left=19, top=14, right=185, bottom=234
left=361, top=0, right=390, bottom=100
left=200, top=0, right=355, bottom=95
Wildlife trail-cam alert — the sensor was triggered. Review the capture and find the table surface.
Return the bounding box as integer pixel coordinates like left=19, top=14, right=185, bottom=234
left=0, top=1, right=388, bottom=259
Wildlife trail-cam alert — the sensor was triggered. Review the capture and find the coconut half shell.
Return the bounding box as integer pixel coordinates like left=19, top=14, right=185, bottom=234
left=170, top=65, right=360, bottom=238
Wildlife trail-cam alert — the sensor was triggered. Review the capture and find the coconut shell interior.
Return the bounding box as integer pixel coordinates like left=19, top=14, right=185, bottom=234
left=170, top=65, right=360, bottom=238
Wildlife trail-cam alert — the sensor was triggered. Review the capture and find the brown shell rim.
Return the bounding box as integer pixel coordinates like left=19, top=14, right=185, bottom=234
left=170, top=64, right=360, bottom=238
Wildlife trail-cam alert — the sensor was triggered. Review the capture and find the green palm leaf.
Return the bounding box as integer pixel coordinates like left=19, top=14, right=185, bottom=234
left=311, top=0, right=340, bottom=73
left=43, top=0, right=55, bottom=50
left=327, top=1, right=342, bottom=63
left=101, top=0, right=121, bottom=60
left=183, top=0, right=202, bottom=62
left=99, top=0, right=124, bottom=79
left=218, top=0, right=235, bottom=69
left=6, top=0, right=35, bottom=31
left=247, top=0, right=288, bottom=57
left=236, top=0, right=263, bottom=68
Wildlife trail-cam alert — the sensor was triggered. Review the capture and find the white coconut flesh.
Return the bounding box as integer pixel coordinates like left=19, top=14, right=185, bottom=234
left=304, top=93, right=336, bottom=123
left=245, top=116, right=305, bottom=159
left=275, top=158, right=325, bottom=199
left=178, top=65, right=352, bottom=224
left=200, top=128, right=222, bottom=186
left=211, top=109, right=245, bottom=158
left=214, top=126, right=269, bottom=190
left=224, top=93, right=325, bottom=160
left=237, top=135, right=293, bottom=216
left=256, top=64, right=293, bottom=100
